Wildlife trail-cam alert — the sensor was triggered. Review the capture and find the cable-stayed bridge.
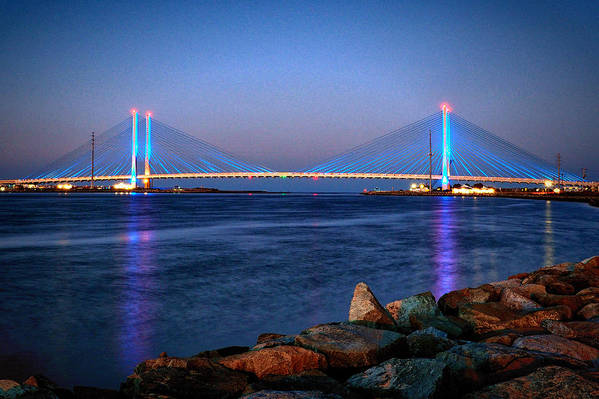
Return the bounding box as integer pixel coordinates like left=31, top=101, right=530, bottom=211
left=1, top=106, right=594, bottom=188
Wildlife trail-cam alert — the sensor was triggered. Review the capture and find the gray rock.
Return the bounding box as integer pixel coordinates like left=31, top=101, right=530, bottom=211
left=407, top=329, right=456, bottom=358
left=386, top=292, right=439, bottom=329
left=294, top=322, right=406, bottom=369
left=347, top=358, right=448, bottom=399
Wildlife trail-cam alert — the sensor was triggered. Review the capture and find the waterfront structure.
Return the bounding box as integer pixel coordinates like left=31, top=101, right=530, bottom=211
left=2, top=106, right=595, bottom=187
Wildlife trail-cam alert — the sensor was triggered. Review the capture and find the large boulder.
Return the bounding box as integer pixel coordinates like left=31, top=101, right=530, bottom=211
left=253, top=335, right=297, bottom=351
left=458, top=302, right=570, bottom=334
left=512, top=334, right=599, bottom=362
left=294, top=323, right=406, bottom=369
left=409, top=314, right=470, bottom=338
left=542, top=320, right=599, bottom=348
left=578, top=303, right=599, bottom=320
left=194, top=346, right=249, bottom=359
left=499, top=288, right=540, bottom=311
left=346, top=358, right=448, bottom=399
left=577, top=287, right=599, bottom=304
left=245, top=370, right=354, bottom=398
left=531, top=293, right=584, bottom=314
left=463, top=366, right=599, bottom=399
left=242, top=391, right=343, bottom=399
left=385, top=291, right=439, bottom=329
left=512, top=284, right=547, bottom=299
left=120, top=356, right=248, bottom=399
left=435, top=342, right=589, bottom=391
left=348, top=282, right=395, bottom=328
left=406, top=328, right=456, bottom=358
left=437, top=285, right=498, bottom=315
left=218, top=346, right=327, bottom=379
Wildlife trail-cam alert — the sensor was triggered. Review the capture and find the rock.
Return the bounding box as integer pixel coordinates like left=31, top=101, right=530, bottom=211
left=577, top=287, right=599, bottom=304
left=0, top=381, right=20, bottom=392
left=521, top=268, right=568, bottom=285
left=294, top=323, right=406, bottom=369
left=406, top=329, right=456, bottom=358
left=0, top=379, right=53, bottom=399
left=348, top=282, right=395, bottom=328
left=436, top=342, right=589, bottom=391
left=489, top=279, right=522, bottom=289
left=542, top=320, right=599, bottom=347
left=578, top=303, right=599, bottom=320
left=73, top=386, right=119, bottom=399
left=385, top=291, right=438, bottom=329
left=409, top=314, right=469, bottom=338
left=531, top=293, right=583, bottom=314
left=437, top=285, right=498, bottom=315
left=159, top=351, right=167, bottom=358
left=242, top=391, right=343, bottom=399
left=120, top=356, right=248, bottom=399
left=463, top=366, right=599, bottom=399
left=218, top=346, right=327, bottom=379
left=245, top=370, right=353, bottom=398
left=459, top=302, right=570, bottom=334
left=194, top=346, right=249, bottom=359
left=539, top=278, right=576, bottom=295
left=513, top=334, right=599, bottom=361
left=253, top=335, right=297, bottom=351
left=481, top=332, right=520, bottom=346
left=347, top=358, right=448, bottom=399
left=257, top=333, right=287, bottom=345
left=511, top=283, right=547, bottom=299
left=509, top=272, right=529, bottom=280
left=500, top=288, right=541, bottom=311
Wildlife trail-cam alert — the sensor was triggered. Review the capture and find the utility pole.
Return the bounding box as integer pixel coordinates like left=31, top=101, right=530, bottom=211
left=91, top=131, right=95, bottom=188
left=557, top=153, right=561, bottom=189
left=429, top=129, right=433, bottom=192
left=582, top=168, right=587, bottom=180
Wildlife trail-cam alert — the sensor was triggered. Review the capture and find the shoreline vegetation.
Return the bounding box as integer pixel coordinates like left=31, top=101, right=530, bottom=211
left=2, top=257, right=599, bottom=398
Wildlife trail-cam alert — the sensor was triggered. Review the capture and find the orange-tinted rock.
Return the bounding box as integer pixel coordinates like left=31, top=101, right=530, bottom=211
left=521, top=268, right=568, bottom=285
left=459, top=302, right=570, bottom=334
left=194, top=346, right=249, bottom=359
left=218, top=346, right=327, bottom=379
left=121, top=356, right=249, bottom=399
left=542, top=320, right=599, bottom=348
left=481, top=333, right=520, bottom=346
left=512, top=284, right=547, bottom=299
left=257, top=333, right=286, bottom=345
left=348, top=282, right=395, bottom=327
left=532, top=293, right=583, bottom=314
left=513, top=334, right=599, bottom=361
left=545, top=279, right=576, bottom=295
left=578, top=303, right=599, bottom=320
left=0, top=380, right=20, bottom=392
left=385, top=291, right=438, bottom=328
left=500, top=288, right=540, bottom=311
left=295, top=323, right=405, bottom=369
left=437, top=285, right=498, bottom=315
left=489, top=279, right=522, bottom=290
left=246, top=370, right=351, bottom=398
left=463, top=366, right=599, bottom=399
left=577, top=287, right=599, bottom=304
left=436, top=342, right=589, bottom=391
left=242, top=391, right=343, bottom=398
left=509, top=272, right=529, bottom=280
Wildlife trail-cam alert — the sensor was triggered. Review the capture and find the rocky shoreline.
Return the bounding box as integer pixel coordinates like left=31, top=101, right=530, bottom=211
left=3, top=256, right=599, bottom=398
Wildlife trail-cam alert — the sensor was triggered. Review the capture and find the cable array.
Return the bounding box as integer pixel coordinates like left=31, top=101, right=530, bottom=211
left=305, top=112, right=582, bottom=181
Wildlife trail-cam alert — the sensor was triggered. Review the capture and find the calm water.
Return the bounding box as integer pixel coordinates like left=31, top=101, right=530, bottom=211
left=0, top=193, right=598, bottom=388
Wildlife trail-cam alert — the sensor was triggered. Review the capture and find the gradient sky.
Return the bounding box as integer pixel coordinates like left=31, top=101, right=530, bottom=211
left=0, top=0, right=598, bottom=186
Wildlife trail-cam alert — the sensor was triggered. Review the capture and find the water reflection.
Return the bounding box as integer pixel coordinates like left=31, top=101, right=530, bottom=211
left=544, top=200, right=554, bottom=266
left=433, top=197, right=458, bottom=298
left=119, top=198, right=156, bottom=371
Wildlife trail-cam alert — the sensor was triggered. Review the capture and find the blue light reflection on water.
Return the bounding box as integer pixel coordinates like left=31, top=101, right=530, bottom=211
left=0, top=193, right=597, bottom=389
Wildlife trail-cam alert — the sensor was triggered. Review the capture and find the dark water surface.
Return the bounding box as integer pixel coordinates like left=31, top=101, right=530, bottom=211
left=1, top=193, right=598, bottom=388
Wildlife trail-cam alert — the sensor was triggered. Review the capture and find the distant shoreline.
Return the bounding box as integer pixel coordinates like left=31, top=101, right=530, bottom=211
left=362, top=190, right=599, bottom=207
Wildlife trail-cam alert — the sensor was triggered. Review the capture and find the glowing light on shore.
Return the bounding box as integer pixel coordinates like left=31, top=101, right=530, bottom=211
left=452, top=186, right=495, bottom=195
left=114, top=182, right=135, bottom=190
left=57, top=183, right=72, bottom=190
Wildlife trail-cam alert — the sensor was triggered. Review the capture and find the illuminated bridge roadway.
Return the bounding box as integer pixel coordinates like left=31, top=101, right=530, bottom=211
left=2, top=105, right=596, bottom=188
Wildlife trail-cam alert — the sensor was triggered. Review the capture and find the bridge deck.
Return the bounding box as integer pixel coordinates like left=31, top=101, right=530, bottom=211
left=1, top=173, right=596, bottom=186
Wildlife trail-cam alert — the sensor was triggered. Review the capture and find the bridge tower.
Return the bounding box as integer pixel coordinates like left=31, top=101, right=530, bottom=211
left=144, top=112, right=152, bottom=189
left=131, top=110, right=138, bottom=187
left=441, top=104, right=451, bottom=190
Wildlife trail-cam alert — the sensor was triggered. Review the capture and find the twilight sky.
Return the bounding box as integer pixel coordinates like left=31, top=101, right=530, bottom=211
left=0, top=0, right=598, bottom=185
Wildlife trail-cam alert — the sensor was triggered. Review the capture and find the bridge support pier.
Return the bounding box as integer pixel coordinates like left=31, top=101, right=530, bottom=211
left=144, top=112, right=152, bottom=189
left=441, top=105, right=451, bottom=190
left=131, top=110, right=138, bottom=187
